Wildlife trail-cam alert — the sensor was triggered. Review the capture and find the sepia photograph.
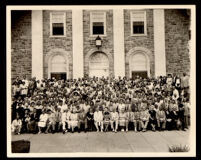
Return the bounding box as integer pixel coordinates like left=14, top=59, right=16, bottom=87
left=6, top=5, right=196, bottom=157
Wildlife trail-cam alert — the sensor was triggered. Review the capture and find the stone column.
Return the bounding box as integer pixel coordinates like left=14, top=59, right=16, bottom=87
left=153, top=9, right=166, bottom=77
left=113, top=9, right=125, bottom=78
left=72, top=9, right=84, bottom=79
left=32, top=10, right=43, bottom=80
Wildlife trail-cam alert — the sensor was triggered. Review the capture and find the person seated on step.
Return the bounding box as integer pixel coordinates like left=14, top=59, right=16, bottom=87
left=28, top=107, right=39, bottom=134
left=61, top=108, right=68, bottom=134
left=140, top=105, right=150, bottom=132
left=148, top=104, right=157, bottom=131
left=94, top=105, right=103, bottom=132
left=132, top=105, right=141, bottom=132
left=118, top=107, right=129, bottom=132
left=86, top=108, right=94, bottom=132
left=46, top=109, right=57, bottom=134
left=156, top=106, right=166, bottom=131
left=11, top=113, right=22, bottom=135
left=103, top=107, right=110, bottom=132
left=38, top=109, right=49, bottom=134
left=68, top=107, right=78, bottom=133
left=78, top=108, right=88, bottom=133
left=165, top=105, right=174, bottom=130
left=110, top=107, right=119, bottom=133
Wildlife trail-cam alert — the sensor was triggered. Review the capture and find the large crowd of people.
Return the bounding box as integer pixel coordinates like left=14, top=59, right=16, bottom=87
left=11, top=73, right=190, bottom=135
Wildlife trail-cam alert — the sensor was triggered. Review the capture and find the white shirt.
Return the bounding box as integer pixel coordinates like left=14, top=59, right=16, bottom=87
left=61, top=112, right=67, bottom=122
left=60, top=104, right=68, bottom=113
left=12, top=119, right=22, bottom=127
left=39, top=113, right=48, bottom=122
left=110, top=112, right=119, bottom=121
left=22, top=79, right=29, bottom=88
left=83, top=104, right=90, bottom=113
left=118, top=104, right=126, bottom=112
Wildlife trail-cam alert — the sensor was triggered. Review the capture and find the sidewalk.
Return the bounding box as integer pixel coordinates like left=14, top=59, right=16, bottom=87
left=11, top=130, right=190, bottom=153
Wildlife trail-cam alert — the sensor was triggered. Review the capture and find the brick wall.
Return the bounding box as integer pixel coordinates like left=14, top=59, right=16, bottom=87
left=83, top=10, right=114, bottom=77
left=124, top=9, right=155, bottom=78
left=11, top=11, right=32, bottom=81
left=43, top=10, right=73, bottom=79
left=165, top=9, right=190, bottom=76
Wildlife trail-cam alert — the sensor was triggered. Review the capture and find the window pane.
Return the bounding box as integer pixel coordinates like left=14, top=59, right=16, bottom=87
left=52, top=13, right=64, bottom=23
left=52, top=23, right=64, bottom=35
left=93, top=22, right=104, bottom=35
left=133, top=21, right=144, bottom=34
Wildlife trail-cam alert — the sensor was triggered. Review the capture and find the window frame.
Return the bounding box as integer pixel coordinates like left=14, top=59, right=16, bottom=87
left=50, top=12, right=66, bottom=37
left=130, top=10, right=147, bottom=36
left=90, top=11, right=107, bottom=37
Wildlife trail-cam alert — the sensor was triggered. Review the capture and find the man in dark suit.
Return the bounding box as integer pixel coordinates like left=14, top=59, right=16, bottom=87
left=28, top=108, right=40, bottom=133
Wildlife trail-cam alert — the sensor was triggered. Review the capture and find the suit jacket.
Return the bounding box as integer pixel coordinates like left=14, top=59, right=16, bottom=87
left=30, top=112, right=39, bottom=122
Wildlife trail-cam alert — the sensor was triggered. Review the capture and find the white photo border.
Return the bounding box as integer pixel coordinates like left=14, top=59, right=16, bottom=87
left=6, top=5, right=196, bottom=157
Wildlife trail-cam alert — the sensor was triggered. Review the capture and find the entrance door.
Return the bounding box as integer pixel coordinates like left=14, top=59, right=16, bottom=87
left=50, top=55, right=67, bottom=80
left=132, top=71, right=147, bottom=79
left=130, top=52, right=148, bottom=78
left=51, top=72, right=67, bottom=81
left=89, top=52, right=109, bottom=78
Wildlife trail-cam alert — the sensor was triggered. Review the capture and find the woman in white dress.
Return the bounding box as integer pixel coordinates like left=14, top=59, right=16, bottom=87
left=69, top=108, right=78, bottom=133
left=94, top=106, right=103, bottom=132
left=38, top=110, right=49, bottom=134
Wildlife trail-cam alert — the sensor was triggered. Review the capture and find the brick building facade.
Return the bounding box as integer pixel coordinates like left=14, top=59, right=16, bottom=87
left=11, top=8, right=191, bottom=81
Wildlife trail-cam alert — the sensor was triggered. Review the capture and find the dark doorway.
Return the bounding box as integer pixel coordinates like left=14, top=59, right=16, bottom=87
left=51, top=72, right=66, bottom=81
left=132, top=71, right=147, bottom=79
